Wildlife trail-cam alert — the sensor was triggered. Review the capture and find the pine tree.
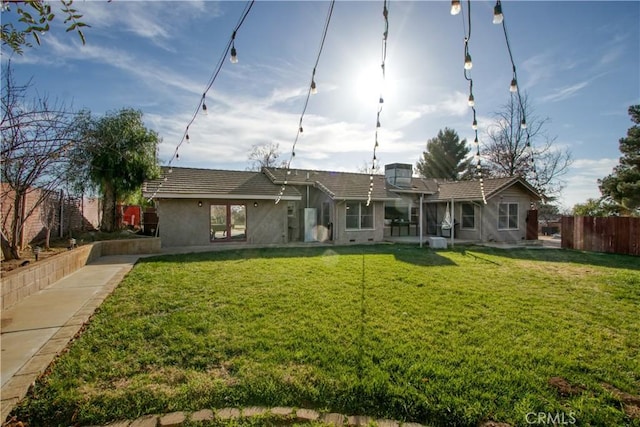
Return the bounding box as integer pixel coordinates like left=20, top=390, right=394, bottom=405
left=415, top=128, right=472, bottom=180
left=599, top=105, right=640, bottom=211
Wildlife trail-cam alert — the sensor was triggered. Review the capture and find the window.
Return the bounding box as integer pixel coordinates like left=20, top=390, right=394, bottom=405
left=210, top=203, right=246, bottom=241
left=461, top=203, right=475, bottom=229
left=498, top=202, right=518, bottom=230
left=346, top=201, right=374, bottom=230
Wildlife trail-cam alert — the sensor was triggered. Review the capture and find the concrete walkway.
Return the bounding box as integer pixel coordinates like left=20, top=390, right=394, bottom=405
left=0, top=254, right=143, bottom=421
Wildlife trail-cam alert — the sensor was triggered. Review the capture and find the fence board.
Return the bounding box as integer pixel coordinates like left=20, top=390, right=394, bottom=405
left=561, top=216, right=640, bottom=256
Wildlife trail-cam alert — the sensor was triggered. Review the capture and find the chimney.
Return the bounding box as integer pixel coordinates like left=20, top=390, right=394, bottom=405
left=384, top=163, right=412, bottom=188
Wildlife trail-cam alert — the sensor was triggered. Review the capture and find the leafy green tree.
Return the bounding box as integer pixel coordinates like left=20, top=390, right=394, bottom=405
left=598, top=105, right=640, bottom=212
left=416, top=128, right=472, bottom=180
left=571, top=198, right=623, bottom=217
left=1, top=0, right=89, bottom=54
left=71, top=108, right=161, bottom=232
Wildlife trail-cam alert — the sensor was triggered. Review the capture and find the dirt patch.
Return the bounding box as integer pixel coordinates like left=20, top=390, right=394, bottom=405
left=548, top=376, right=586, bottom=397
left=602, top=383, right=640, bottom=419
left=1, top=246, right=69, bottom=275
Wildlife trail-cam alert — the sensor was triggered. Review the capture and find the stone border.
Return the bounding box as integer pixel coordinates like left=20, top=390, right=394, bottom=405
left=0, top=238, right=161, bottom=311
left=82, top=406, right=430, bottom=427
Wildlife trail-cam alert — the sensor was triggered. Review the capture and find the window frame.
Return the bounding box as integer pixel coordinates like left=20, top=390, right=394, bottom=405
left=210, top=202, right=247, bottom=242
left=346, top=201, right=375, bottom=230
left=460, top=203, right=476, bottom=230
left=497, top=202, right=519, bottom=230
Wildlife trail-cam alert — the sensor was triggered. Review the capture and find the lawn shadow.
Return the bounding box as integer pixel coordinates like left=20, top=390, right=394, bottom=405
left=136, top=243, right=458, bottom=267
left=459, top=245, right=640, bottom=271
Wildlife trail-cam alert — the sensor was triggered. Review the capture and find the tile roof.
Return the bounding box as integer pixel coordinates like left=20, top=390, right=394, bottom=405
left=425, top=176, right=540, bottom=202
left=264, top=167, right=400, bottom=201
left=142, top=167, right=301, bottom=200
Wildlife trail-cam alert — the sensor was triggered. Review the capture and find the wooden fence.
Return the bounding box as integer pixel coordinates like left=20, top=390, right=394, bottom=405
left=561, top=216, right=640, bottom=256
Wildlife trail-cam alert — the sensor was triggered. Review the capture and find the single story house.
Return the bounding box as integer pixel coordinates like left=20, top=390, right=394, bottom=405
left=142, top=164, right=540, bottom=247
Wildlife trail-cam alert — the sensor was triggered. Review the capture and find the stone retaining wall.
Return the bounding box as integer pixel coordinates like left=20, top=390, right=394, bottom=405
left=1, top=238, right=161, bottom=311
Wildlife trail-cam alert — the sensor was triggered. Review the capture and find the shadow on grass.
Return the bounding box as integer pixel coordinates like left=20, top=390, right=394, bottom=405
left=459, top=245, right=640, bottom=271
left=137, top=244, right=458, bottom=267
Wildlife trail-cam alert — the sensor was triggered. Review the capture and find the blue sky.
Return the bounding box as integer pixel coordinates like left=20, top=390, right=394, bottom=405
left=2, top=0, right=639, bottom=210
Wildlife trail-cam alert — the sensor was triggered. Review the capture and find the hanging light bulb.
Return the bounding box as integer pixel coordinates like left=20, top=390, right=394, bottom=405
left=376, top=119, right=381, bottom=128
left=185, top=133, right=190, bottom=143
left=472, top=118, right=478, bottom=130
left=468, top=93, right=475, bottom=107
left=450, top=0, right=461, bottom=15
left=379, top=97, right=384, bottom=104
left=521, top=118, right=527, bottom=129
left=493, top=1, right=503, bottom=24
left=310, top=79, right=318, bottom=94
left=299, top=126, right=304, bottom=133
left=509, top=78, right=518, bottom=93
left=230, top=45, right=238, bottom=64
left=464, top=53, right=473, bottom=70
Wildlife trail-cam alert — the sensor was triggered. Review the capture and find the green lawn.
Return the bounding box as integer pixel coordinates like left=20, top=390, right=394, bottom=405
left=14, top=245, right=640, bottom=426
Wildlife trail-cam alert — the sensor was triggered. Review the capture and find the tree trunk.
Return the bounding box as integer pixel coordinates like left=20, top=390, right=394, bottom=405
left=9, top=192, right=24, bottom=259
left=1, top=230, right=20, bottom=260
left=44, top=227, right=51, bottom=250
left=101, top=183, right=117, bottom=232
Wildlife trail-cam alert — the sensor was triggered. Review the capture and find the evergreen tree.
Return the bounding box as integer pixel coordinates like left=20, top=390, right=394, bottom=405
left=416, top=128, right=472, bottom=180
left=598, top=105, right=640, bottom=212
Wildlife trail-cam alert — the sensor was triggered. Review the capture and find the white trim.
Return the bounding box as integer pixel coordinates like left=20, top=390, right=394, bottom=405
left=497, top=202, right=519, bottom=231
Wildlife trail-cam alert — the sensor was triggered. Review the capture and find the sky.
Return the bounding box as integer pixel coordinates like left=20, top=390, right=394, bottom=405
left=2, top=0, right=639, bottom=210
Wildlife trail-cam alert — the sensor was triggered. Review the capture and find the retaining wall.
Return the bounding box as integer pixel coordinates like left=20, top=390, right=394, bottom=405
left=1, top=238, right=161, bottom=310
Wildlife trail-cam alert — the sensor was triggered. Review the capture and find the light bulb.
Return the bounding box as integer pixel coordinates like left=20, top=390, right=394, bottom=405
left=509, top=78, right=518, bottom=93
left=493, top=2, right=503, bottom=24
left=464, top=53, right=473, bottom=70
left=299, top=126, right=304, bottom=133
left=376, top=119, right=381, bottom=128
left=468, top=94, right=475, bottom=107
left=450, top=0, right=461, bottom=15
left=310, top=80, right=318, bottom=94
left=202, top=101, right=208, bottom=114
left=230, top=46, right=238, bottom=64
left=472, top=119, right=478, bottom=130
left=521, top=118, right=527, bottom=129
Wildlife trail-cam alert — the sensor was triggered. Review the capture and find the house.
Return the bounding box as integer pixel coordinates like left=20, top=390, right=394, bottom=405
left=142, top=164, right=541, bottom=248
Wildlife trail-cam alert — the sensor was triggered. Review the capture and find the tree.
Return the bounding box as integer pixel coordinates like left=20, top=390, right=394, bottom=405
left=70, top=108, right=161, bottom=232
left=247, top=142, right=284, bottom=171
left=483, top=93, right=571, bottom=197
left=1, top=63, right=81, bottom=259
left=571, top=198, right=623, bottom=217
left=598, top=105, right=640, bottom=212
left=416, top=128, right=473, bottom=180
left=1, top=0, right=89, bottom=54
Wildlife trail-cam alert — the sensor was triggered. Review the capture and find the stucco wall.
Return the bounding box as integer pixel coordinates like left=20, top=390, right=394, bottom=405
left=157, top=198, right=288, bottom=247
left=333, top=201, right=385, bottom=244
left=483, top=188, right=534, bottom=243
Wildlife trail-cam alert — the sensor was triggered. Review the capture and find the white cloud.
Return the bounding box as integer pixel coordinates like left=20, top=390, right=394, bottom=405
left=557, top=158, right=617, bottom=209
left=540, top=80, right=590, bottom=103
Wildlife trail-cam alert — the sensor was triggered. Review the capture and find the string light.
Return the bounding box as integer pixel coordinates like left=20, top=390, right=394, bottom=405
left=451, top=0, right=461, bottom=15
left=146, top=1, right=255, bottom=202
left=457, top=0, right=486, bottom=204
left=493, top=0, right=503, bottom=24
left=464, top=52, right=473, bottom=70
left=230, top=31, right=239, bottom=63
left=201, top=95, right=208, bottom=114
left=276, top=0, right=335, bottom=204
left=509, top=77, right=518, bottom=93
left=496, top=1, right=542, bottom=194
left=366, top=0, right=390, bottom=206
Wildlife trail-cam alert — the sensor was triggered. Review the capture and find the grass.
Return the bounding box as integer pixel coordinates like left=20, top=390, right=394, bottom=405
left=13, top=245, right=640, bottom=426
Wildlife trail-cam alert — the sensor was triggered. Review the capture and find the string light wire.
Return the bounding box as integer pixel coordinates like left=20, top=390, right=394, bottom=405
left=495, top=0, right=541, bottom=193
left=147, top=1, right=255, bottom=202
left=276, top=0, right=336, bottom=203
left=459, top=0, right=486, bottom=204
left=366, top=0, right=390, bottom=206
